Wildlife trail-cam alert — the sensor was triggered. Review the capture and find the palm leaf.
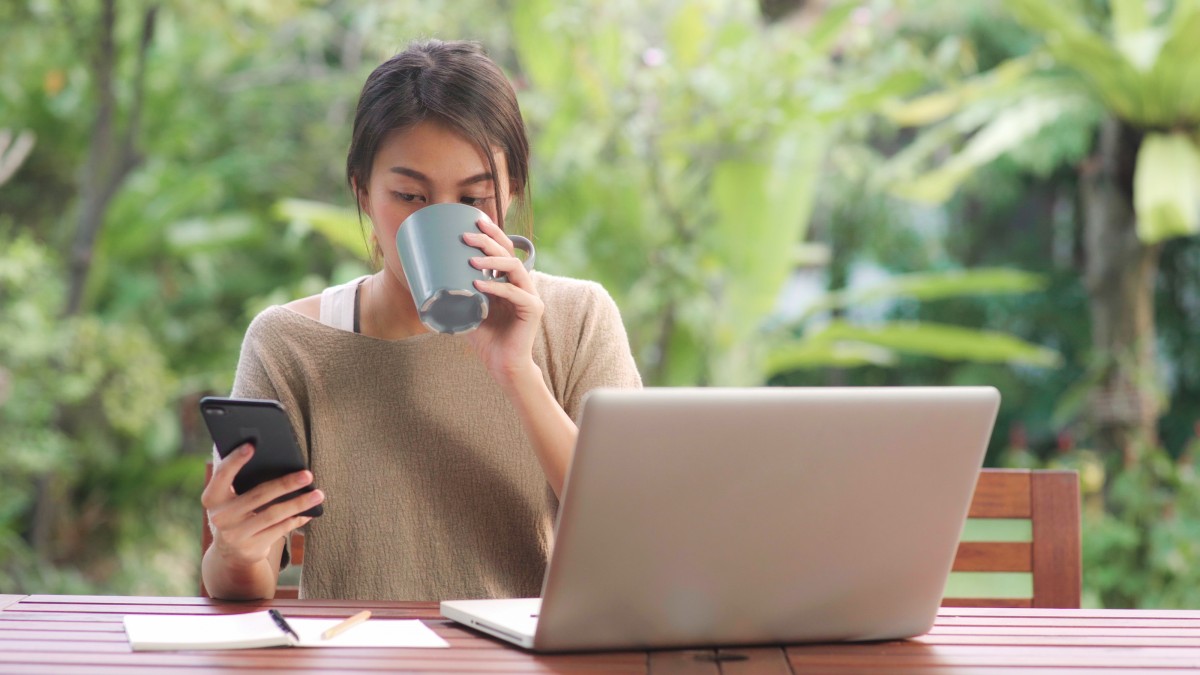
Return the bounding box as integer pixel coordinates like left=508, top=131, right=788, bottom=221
left=889, top=87, right=1089, bottom=204
left=1005, top=0, right=1145, bottom=122
left=813, top=320, right=1060, bottom=366
left=795, top=268, right=1046, bottom=324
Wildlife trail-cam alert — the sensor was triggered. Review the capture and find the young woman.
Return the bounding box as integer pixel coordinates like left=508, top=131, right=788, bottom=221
left=201, top=40, right=642, bottom=601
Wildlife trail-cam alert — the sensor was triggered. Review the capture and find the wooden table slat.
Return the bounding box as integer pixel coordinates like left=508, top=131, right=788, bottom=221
left=6, top=595, right=1200, bottom=673
left=647, top=651, right=718, bottom=675
left=0, top=595, right=27, bottom=611
left=716, top=647, right=794, bottom=675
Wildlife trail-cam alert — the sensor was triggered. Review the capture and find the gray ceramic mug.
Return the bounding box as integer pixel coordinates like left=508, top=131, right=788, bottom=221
left=395, top=203, right=536, bottom=334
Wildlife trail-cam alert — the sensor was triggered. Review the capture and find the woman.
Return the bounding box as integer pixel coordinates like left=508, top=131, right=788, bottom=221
left=201, top=40, right=642, bottom=601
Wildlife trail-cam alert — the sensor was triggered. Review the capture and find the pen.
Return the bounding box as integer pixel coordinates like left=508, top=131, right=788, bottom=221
left=268, top=609, right=300, bottom=643
left=322, top=609, right=372, bottom=640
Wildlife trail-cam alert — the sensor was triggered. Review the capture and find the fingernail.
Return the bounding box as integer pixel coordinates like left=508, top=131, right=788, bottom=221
left=296, top=471, right=312, bottom=485
left=310, top=490, right=324, bottom=502
left=239, top=445, right=253, bottom=457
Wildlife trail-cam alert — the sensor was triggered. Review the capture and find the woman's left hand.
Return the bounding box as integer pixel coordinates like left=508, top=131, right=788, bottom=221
left=463, top=214, right=544, bottom=382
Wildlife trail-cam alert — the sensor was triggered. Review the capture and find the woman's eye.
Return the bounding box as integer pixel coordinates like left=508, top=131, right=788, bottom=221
left=393, top=192, right=424, bottom=203
left=460, top=196, right=490, bottom=207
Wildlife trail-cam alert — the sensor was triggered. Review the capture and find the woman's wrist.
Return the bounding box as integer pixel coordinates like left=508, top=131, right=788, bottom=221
left=202, top=544, right=276, bottom=600
left=491, top=357, right=544, bottom=397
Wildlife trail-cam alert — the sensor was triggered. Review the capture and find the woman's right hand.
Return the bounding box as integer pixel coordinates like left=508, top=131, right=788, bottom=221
left=201, top=443, right=324, bottom=569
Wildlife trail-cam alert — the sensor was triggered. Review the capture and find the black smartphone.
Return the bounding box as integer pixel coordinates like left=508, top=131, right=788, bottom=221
left=199, top=396, right=323, bottom=518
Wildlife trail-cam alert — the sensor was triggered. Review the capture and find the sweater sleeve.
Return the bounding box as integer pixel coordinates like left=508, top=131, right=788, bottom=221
left=557, top=281, right=643, bottom=423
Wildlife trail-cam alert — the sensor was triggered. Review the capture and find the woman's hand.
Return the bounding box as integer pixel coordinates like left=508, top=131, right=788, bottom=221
left=201, top=443, right=323, bottom=570
left=463, top=215, right=544, bottom=382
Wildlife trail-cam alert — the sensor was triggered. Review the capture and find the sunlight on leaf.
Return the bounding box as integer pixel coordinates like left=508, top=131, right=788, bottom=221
left=765, top=340, right=896, bottom=374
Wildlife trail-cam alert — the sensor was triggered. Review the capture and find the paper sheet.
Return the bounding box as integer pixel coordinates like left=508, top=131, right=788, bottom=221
left=290, top=617, right=449, bottom=648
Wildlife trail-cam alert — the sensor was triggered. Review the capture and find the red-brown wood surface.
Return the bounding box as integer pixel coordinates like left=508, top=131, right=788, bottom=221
left=1031, top=471, right=1082, bottom=609
left=952, top=542, right=1033, bottom=572
left=3, top=596, right=1200, bottom=673
left=967, top=470, right=1032, bottom=518
left=942, top=597, right=1035, bottom=608
left=950, top=469, right=1082, bottom=610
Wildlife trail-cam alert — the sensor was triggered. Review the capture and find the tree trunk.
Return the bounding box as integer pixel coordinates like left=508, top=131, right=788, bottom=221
left=759, top=0, right=808, bottom=23
left=1080, top=118, right=1161, bottom=465
left=30, top=0, right=158, bottom=560
left=64, top=0, right=156, bottom=316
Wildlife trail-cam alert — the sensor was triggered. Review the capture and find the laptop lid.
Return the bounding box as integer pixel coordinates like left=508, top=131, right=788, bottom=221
left=525, top=386, right=1000, bottom=652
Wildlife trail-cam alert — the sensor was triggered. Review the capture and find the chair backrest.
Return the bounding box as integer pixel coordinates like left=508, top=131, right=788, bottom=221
left=200, top=461, right=304, bottom=599
left=200, top=465, right=1079, bottom=605
left=944, top=468, right=1081, bottom=608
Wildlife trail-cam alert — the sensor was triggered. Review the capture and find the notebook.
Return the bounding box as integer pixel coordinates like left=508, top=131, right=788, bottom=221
left=441, top=386, right=1000, bottom=652
left=122, top=610, right=449, bottom=650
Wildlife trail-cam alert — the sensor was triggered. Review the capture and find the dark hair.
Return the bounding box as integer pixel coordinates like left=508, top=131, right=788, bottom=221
left=347, top=40, right=532, bottom=238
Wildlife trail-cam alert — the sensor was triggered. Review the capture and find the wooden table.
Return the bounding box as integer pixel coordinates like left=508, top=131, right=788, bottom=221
left=2, top=594, right=1200, bottom=673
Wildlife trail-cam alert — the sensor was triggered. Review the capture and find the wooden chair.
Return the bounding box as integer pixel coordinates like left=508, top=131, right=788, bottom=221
left=945, top=468, right=1081, bottom=608
left=200, top=466, right=1080, bottom=606
left=200, top=461, right=304, bottom=599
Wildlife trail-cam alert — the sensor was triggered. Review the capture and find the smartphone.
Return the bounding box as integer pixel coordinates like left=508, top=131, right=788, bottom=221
left=199, top=396, right=323, bottom=518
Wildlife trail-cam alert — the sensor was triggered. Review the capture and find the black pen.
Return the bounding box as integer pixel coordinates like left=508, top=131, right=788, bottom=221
left=268, top=609, right=300, bottom=643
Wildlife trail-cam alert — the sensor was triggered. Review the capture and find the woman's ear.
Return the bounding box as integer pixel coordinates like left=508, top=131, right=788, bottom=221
left=352, top=177, right=372, bottom=219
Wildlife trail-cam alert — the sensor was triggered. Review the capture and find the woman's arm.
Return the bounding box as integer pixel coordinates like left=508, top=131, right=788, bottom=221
left=466, top=216, right=640, bottom=498
left=202, top=534, right=287, bottom=600
left=494, top=363, right=577, bottom=498
left=201, top=443, right=321, bottom=599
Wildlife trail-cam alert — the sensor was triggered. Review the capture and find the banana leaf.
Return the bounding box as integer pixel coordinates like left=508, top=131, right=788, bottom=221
left=1134, top=133, right=1200, bottom=243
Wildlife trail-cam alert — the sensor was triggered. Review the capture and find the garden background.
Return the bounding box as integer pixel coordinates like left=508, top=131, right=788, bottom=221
left=2, top=0, right=1200, bottom=608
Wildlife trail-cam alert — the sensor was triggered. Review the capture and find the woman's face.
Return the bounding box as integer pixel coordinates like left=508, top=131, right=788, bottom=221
left=358, top=119, right=512, bottom=287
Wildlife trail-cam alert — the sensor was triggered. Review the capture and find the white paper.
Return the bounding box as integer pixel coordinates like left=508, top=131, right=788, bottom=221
left=290, top=617, right=449, bottom=648
left=123, top=611, right=288, bottom=650
left=123, top=611, right=449, bottom=651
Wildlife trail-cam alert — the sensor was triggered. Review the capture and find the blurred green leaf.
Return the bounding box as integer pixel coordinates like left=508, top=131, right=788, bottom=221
left=274, top=198, right=369, bottom=261
left=766, top=340, right=896, bottom=373
left=804, top=1, right=856, bottom=54
left=1134, top=133, right=1200, bottom=243
left=800, top=268, right=1048, bottom=322
left=814, top=320, right=1061, bottom=366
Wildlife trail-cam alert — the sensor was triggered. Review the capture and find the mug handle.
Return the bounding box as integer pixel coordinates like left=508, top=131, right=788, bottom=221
left=488, top=235, right=536, bottom=280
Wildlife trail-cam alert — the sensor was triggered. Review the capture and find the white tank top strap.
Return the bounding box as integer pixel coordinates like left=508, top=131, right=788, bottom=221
left=318, top=275, right=369, bottom=332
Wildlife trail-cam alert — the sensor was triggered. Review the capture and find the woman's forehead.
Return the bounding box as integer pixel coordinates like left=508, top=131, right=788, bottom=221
left=374, top=120, right=507, bottom=181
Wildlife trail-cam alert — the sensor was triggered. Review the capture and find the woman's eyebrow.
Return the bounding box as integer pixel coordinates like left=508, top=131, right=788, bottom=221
left=458, top=172, right=495, bottom=187
left=387, top=167, right=494, bottom=187
left=388, top=166, right=429, bottom=181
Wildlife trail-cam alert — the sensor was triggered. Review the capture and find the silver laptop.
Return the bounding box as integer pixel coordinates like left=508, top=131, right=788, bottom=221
left=441, top=386, right=1000, bottom=652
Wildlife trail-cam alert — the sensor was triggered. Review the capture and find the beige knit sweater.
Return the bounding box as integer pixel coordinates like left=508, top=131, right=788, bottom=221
left=227, top=272, right=642, bottom=601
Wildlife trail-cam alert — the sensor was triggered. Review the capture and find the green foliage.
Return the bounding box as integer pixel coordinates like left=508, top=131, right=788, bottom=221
left=765, top=268, right=1062, bottom=375
left=0, top=231, right=203, bottom=595
left=514, top=0, right=934, bottom=385
left=887, top=0, right=1200, bottom=244
left=3, top=0, right=1199, bottom=609
left=1082, top=440, right=1200, bottom=609
left=1134, top=132, right=1200, bottom=242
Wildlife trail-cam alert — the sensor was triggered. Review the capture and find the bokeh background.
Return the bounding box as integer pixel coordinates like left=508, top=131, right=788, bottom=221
left=2, top=0, right=1199, bottom=607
